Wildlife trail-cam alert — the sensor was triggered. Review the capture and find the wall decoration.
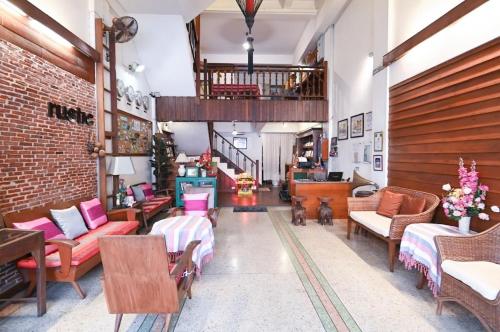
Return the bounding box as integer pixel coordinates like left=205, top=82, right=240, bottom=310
left=233, top=137, right=247, bottom=149
left=329, top=137, right=338, bottom=157
left=350, top=113, right=364, bottom=138
left=116, top=111, right=152, bottom=155
left=142, top=95, right=151, bottom=111
left=353, top=143, right=363, bottom=163
left=374, top=131, right=383, bottom=152
left=135, top=91, right=143, bottom=107
left=373, top=155, right=383, bottom=171
left=185, top=166, right=199, bottom=177
left=117, top=79, right=125, bottom=98
left=47, top=102, right=94, bottom=126
left=363, top=144, right=372, bottom=163
left=125, top=85, right=135, bottom=103
left=338, top=119, right=348, bottom=140
left=365, top=111, right=372, bottom=131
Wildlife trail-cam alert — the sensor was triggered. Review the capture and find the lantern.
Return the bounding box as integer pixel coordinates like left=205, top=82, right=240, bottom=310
left=235, top=0, right=263, bottom=74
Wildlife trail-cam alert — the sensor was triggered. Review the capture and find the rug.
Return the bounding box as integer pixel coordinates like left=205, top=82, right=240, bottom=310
left=233, top=206, right=268, bottom=212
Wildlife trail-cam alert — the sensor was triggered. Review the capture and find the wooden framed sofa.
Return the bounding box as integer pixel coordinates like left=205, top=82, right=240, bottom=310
left=127, top=182, right=173, bottom=228
left=2, top=198, right=140, bottom=298
left=347, top=186, right=440, bottom=271
left=435, top=223, right=500, bottom=332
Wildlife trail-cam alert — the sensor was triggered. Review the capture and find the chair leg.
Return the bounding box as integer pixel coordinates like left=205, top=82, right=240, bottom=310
left=347, top=218, right=352, bottom=239
left=354, top=225, right=360, bottom=234
left=25, top=275, right=37, bottom=297
left=388, top=241, right=397, bottom=272
left=114, top=314, right=123, bottom=332
left=163, top=314, right=172, bottom=331
left=71, top=281, right=86, bottom=299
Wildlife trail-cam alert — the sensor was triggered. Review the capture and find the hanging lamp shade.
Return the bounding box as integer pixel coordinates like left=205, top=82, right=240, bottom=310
left=235, top=0, right=263, bottom=75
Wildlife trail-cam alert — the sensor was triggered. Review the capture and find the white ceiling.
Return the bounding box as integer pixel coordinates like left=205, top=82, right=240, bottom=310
left=114, top=0, right=216, bottom=22
left=201, top=11, right=313, bottom=55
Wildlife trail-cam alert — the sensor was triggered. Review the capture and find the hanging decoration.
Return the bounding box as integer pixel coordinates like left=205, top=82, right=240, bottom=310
left=235, top=0, right=263, bottom=74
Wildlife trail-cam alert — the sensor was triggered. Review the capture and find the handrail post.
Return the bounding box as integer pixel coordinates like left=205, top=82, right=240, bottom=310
left=323, top=61, right=328, bottom=100
left=255, top=160, right=259, bottom=188
left=203, top=58, right=208, bottom=99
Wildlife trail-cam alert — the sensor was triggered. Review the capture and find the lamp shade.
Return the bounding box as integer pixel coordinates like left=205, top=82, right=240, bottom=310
left=108, top=156, right=135, bottom=175
left=175, top=152, right=189, bottom=163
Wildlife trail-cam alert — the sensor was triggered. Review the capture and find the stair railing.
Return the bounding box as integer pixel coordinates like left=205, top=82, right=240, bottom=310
left=212, top=129, right=259, bottom=187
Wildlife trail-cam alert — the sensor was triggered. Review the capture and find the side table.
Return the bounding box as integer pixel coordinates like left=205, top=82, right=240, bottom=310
left=0, top=228, right=46, bottom=316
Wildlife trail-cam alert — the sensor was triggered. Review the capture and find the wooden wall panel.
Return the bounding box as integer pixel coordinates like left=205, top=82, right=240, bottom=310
left=388, top=37, right=500, bottom=232
left=156, top=97, right=328, bottom=122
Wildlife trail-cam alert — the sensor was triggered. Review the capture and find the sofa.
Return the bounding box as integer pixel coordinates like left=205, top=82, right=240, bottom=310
left=127, top=182, right=173, bottom=228
left=347, top=186, right=440, bottom=271
left=2, top=198, right=139, bottom=298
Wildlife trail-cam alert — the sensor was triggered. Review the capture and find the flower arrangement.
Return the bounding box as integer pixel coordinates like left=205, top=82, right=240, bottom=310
left=442, top=158, right=497, bottom=222
left=195, top=148, right=212, bottom=171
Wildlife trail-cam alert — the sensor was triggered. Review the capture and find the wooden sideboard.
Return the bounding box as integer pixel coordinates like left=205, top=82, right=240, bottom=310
left=294, top=181, right=351, bottom=219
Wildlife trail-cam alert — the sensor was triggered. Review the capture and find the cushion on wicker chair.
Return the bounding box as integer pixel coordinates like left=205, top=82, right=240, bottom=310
left=442, top=260, right=500, bottom=301
left=349, top=211, right=391, bottom=237
left=376, top=191, right=405, bottom=217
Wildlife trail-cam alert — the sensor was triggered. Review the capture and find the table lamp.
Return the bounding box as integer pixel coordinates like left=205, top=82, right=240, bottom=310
left=175, top=152, right=189, bottom=176
left=108, top=156, right=135, bottom=206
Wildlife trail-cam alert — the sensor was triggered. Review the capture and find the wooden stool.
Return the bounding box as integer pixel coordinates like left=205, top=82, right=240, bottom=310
left=317, top=197, right=333, bottom=225
left=291, top=196, right=307, bottom=226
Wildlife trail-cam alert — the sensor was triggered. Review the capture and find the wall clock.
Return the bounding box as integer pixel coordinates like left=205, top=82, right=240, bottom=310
left=125, top=86, right=135, bottom=103
left=142, top=95, right=151, bottom=111
left=135, top=91, right=143, bottom=107
left=117, top=79, right=125, bottom=98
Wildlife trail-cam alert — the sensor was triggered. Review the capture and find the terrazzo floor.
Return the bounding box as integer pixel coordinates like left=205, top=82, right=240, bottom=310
left=0, top=208, right=484, bottom=331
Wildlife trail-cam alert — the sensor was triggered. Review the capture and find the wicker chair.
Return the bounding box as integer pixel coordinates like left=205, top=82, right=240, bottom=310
left=435, top=223, right=500, bottom=332
left=347, top=186, right=440, bottom=271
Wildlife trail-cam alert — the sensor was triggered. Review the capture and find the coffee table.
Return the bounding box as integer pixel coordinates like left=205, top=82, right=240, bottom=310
left=0, top=228, right=46, bottom=316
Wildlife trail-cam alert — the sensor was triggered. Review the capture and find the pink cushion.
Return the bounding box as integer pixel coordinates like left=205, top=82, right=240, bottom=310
left=140, top=183, right=155, bottom=200
left=79, top=198, right=108, bottom=229
left=13, top=217, right=65, bottom=255
left=184, top=193, right=209, bottom=217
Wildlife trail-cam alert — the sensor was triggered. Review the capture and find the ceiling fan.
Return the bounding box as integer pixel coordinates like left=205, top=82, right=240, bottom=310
left=231, top=121, right=245, bottom=136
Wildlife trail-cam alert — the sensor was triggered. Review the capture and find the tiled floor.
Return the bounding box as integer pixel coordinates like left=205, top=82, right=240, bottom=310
left=218, top=187, right=289, bottom=207
left=0, top=208, right=484, bottom=331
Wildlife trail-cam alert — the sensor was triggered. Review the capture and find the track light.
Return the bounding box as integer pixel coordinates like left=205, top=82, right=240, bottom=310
left=128, top=62, right=145, bottom=73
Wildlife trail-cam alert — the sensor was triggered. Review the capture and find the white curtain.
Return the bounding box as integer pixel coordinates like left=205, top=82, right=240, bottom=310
left=262, top=133, right=296, bottom=182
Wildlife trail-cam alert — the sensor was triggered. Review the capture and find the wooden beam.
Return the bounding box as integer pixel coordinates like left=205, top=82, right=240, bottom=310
left=383, top=0, right=488, bottom=67
left=9, top=0, right=100, bottom=62
left=95, top=19, right=107, bottom=207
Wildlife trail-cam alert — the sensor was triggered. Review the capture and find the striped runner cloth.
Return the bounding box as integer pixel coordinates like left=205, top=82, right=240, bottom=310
left=150, top=215, right=215, bottom=275
left=399, top=223, right=470, bottom=296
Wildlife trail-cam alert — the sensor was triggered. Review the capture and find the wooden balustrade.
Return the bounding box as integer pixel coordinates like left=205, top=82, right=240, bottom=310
left=200, top=60, right=327, bottom=101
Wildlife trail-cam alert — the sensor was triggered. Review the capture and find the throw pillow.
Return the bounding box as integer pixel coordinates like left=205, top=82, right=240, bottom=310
left=131, top=185, right=146, bottom=202
left=50, top=206, right=89, bottom=240
left=80, top=198, right=108, bottom=229
left=13, top=217, right=66, bottom=255
left=183, top=192, right=209, bottom=217
left=376, top=191, right=405, bottom=218
left=139, top=183, right=155, bottom=200
left=399, top=195, right=426, bottom=215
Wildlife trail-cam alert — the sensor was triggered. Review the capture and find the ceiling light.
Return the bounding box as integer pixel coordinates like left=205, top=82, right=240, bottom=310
left=232, top=129, right=237, bottom=136
left=29, top=19, right=72, bottom=47
left=242, top=41, right=250, bottom=50
left=0, top=0, right=27, bottom=16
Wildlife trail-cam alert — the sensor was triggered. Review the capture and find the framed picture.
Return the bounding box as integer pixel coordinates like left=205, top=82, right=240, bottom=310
left=374, top=131, right=383, bottom=152
left=338, top=119, right=348, bottom=140
left=363, top=144, right=372, bottom=163
left=329, top=137, right=338, bottom=157
left=373, top=155, right=383, bottom=171
left=365, top=112, right=372, bottom=131
left=233, top=137, right=247, bottom=149
left=350, top=113, right=364, bottom=138
left=185, top=167, right=199, bottom=177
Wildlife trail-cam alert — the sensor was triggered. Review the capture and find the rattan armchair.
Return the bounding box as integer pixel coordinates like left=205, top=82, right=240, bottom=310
left=347, top=186, right=440, bottom=271
left=435, top=223, right=500, bottom=332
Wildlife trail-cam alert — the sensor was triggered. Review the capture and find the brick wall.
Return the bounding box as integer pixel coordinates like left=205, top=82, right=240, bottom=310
left=0, top=39, right=97, bottom=216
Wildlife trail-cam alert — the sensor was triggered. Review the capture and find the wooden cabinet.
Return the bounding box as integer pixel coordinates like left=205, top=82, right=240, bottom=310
left=175, top=176, right=217, bottom=207
left=296, top=127, right=323, bottom=162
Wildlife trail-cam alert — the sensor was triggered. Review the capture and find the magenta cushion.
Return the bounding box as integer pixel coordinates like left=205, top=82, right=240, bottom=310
left=13, top=217, right=65, bottom=255
left=80, top=198, right=108, bottom=229
left=140, top=183, right=155, bottom=201
left=183, top=193, right=209, bottom=217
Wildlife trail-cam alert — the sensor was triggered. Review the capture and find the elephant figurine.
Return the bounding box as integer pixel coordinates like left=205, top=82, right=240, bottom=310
left=292, top=196, right=307, bottom=226
left=317, top=197, right=333, bottom=226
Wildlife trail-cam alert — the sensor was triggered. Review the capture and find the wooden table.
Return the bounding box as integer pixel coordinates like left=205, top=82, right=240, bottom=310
left=293, top=181, right=351, bottom=219
left=0, top=228, right=46, bottom=316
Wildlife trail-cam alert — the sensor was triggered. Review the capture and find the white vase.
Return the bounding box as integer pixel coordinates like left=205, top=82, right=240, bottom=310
left=458, top=216, right=471, bottom=234
left=178, top=164, right=186, bottom=177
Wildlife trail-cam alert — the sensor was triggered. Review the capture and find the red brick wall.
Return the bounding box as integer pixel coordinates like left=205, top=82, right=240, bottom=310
left=0, top=39, right=97, bottom=215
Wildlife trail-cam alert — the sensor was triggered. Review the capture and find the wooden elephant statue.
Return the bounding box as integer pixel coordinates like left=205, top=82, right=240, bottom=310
left=317, top=197, right=333, bottom=226
left=292, top=196, right=307, bottom=226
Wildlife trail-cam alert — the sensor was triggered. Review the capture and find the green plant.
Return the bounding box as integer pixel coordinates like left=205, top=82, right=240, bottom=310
left=150, top=134, right=170, bottom=192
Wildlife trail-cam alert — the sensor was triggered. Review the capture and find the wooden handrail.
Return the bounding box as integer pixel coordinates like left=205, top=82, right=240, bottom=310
left=213, top=130, right=255, bottom=164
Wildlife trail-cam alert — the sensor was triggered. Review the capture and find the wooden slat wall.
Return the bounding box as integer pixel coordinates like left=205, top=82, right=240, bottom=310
left=388, top=37, right=500, bottom=232
left=156, top=97, right=328, bottom=122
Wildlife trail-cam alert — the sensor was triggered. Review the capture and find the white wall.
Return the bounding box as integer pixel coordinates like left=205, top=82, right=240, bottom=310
left=168, top=122, right=210, bottom=156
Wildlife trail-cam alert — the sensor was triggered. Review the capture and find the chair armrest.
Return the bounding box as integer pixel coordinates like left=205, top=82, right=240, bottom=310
left=154, top=188, right=171, bottom=196
left=347, top=191, right=383, bottom=213
left=389, top=198, right=439, bottom=240
left=107, top=208, right=141, bottom=221
left=208, top=208, right=218, bottom=227
left=45, top=239, right=79, bottom=277
left=169, top=240, right=201, bottom=277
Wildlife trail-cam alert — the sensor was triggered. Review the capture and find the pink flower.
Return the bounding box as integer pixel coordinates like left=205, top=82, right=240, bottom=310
left=478, top=213, right=490, bottom=221
left=479, top=184, right=489, bottom=192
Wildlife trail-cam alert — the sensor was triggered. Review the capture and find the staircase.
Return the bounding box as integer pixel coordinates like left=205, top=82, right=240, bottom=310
left=212, top=130, right=259, bottom=190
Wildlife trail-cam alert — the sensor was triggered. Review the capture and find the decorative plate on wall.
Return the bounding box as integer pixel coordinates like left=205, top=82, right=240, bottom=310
left=125, top=85, right=135, bottom=103
left=117, top=79, right=125, bottom=98
left=142, top=95, right=151, bottom=111
left=135, top=91, right=143, bottom=107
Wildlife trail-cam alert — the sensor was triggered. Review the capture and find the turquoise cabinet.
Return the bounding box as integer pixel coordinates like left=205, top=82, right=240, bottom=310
left=175, top=176, right=217, bottom=207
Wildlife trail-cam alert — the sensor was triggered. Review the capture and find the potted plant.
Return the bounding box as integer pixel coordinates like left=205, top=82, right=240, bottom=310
left=442, top=158, right=497, bottom=233
left=150, top=134, right=171, bottom=193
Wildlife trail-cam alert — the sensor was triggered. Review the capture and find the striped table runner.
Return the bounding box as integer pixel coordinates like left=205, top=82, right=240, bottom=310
left=399, top=223, right=469, bottom=296
left=150, top=215, right=215, bottom=275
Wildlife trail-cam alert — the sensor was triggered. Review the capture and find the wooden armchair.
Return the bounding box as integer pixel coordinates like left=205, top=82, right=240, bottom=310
left=435, top=223, right=500, bottom=332
left=98, top=235, right=200, bottom=332
left=347, top=186, right=440, bottom=271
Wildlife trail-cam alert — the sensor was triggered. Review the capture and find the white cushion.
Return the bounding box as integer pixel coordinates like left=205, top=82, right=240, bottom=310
left=349, top=211, right=391, bottom=237
left=442, top=260, right=500, bottom=301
